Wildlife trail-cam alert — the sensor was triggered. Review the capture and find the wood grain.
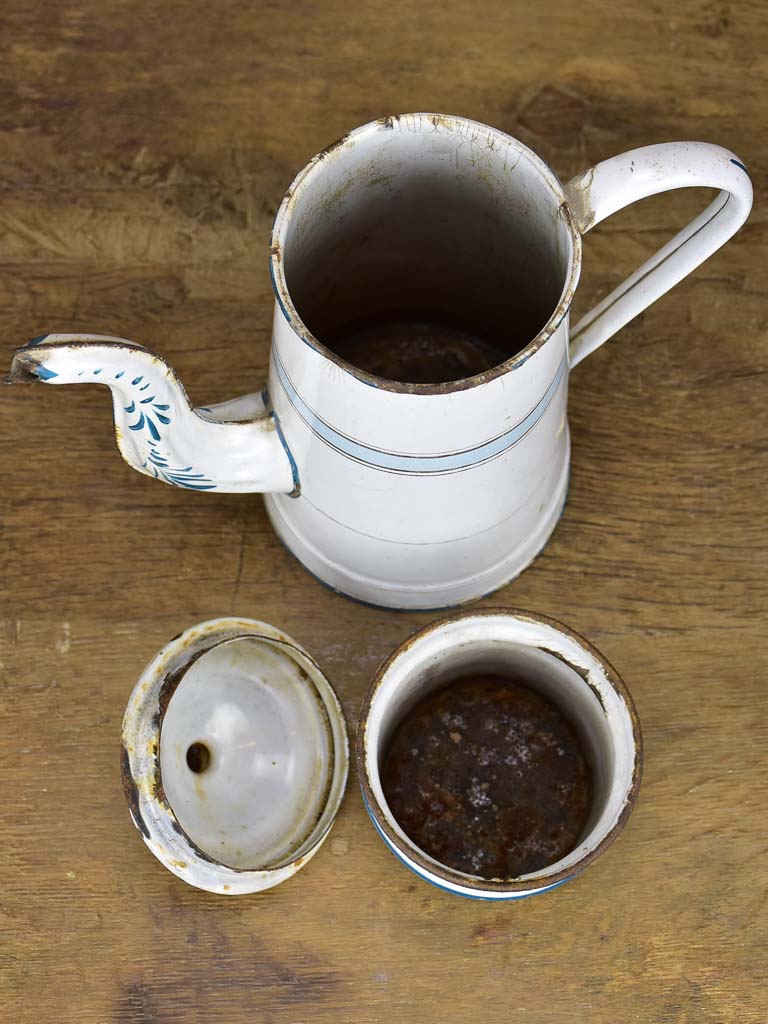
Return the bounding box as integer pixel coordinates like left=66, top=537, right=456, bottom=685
left=1, top=2, right=766, bottom=1021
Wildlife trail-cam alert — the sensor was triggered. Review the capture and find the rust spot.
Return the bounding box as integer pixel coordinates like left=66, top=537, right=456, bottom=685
left=270, top=243, right=282, bottom=261
left=540, top=646, right=607, bottom=715
left=154, top=661, right=186, bottom=731
left=314, top=131, right=351, bottom=162
left=563, top=170, right=596, bottom=232
left=121, top=743, right=150, bottom=840
left=4, top=353, right=43, bottom=384
left=223, top=884, right=231, bottom=891
left=170, top=860, right=187, bottom=869
left=427, top=113, right=454, bottom=130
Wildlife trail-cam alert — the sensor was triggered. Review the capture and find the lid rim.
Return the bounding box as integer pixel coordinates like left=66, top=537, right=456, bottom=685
left=121, top=617, right=349, bottom=895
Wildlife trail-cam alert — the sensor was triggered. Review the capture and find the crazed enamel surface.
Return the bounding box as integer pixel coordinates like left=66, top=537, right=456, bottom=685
left=7, top=116, right=752, bottom=609
left=121, top=618, right=349, bottom=895
left=356, top=609, right=642, bottom=900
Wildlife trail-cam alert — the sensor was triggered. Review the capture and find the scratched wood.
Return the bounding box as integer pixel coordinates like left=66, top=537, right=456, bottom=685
left=1, top=1, right=766, bottom=1021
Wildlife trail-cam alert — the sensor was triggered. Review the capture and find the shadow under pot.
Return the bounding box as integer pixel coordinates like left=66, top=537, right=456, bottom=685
left=120, top=618, right=349, bottom=895
left=356, top=609, right=642, bottom=900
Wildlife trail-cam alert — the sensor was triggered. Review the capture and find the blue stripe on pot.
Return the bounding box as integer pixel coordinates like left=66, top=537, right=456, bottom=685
left=273, top=351, right=567, bottom=474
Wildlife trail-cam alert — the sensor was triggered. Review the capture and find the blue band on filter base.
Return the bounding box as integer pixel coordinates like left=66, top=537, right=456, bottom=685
left=361, top=792, right=573, bottom=901
left=273, top=350, right=567, bottom=475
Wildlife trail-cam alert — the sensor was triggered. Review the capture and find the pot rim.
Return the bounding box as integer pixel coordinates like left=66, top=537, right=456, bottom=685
left=269, top=112, right=582, bottom=395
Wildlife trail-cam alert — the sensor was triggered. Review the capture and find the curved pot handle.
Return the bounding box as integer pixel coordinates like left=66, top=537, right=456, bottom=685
left=565, top=142, right=752, bottom=368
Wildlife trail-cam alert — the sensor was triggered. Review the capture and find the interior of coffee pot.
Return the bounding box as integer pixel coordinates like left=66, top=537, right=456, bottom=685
left=276, top=115, right=574, bottom=384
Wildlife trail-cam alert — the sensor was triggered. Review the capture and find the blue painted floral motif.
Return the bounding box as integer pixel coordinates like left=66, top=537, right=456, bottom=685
left=28, top=355, right=217, bottom=490
left=124, top=394, right=173, bottom=441
left=142, top=441, right=216, bottom=490
left=111, top=368, right=216, bottom=490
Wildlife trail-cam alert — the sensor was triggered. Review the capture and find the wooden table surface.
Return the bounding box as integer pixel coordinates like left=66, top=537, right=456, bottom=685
left=1, top=2, right=766, bottom=1021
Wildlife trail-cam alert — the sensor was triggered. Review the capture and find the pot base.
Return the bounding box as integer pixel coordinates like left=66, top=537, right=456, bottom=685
left=263, top=452, right=570, bottom=610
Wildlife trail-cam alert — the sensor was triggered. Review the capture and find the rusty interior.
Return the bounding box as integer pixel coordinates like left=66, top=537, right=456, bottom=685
left=359, top=609, right=639, bottom=889
left=381, top=672, right=593, bottom=880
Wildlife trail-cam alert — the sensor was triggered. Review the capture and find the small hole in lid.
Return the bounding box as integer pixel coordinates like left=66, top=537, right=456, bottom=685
left=186, top=741, right=211, bottom=774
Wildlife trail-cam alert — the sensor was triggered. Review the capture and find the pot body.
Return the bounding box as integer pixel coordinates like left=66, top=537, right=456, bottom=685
left=264, top=306, right=571, bottom=610
left=265, top=113, right=581, bottom=609
left=264, top=116, right=751, bottom=608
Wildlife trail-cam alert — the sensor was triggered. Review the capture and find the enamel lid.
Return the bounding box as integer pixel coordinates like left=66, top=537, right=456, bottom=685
left=121, top=618, right=349, bottom=895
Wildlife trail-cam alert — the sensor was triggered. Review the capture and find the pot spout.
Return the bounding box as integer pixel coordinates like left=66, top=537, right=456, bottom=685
left=6, top=334, right=297, bottom=494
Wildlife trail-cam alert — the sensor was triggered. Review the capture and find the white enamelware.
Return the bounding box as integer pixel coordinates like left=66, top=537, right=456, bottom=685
left=9, top=114, right=752, bottom=609
left=121, top=618, right=348, bottom=895
left=357, top=609, right=642, bottom=900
